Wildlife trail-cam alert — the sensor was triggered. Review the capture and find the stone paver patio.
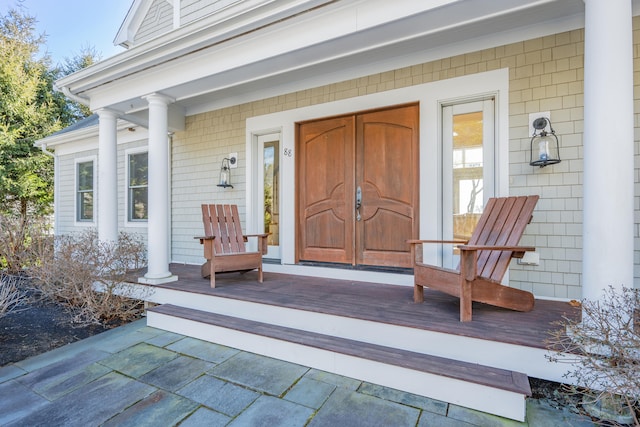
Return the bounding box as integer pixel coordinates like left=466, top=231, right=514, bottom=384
left=0, top=319, right=596, bottom=426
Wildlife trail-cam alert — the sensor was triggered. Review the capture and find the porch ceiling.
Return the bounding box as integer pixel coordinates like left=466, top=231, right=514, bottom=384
left=62, top=0, right=587, bottom=118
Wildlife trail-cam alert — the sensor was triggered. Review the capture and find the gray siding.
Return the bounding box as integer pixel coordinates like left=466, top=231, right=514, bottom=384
left=181, top=0, right=241, bottom=26
left=135, top=0, right=173, bottom=44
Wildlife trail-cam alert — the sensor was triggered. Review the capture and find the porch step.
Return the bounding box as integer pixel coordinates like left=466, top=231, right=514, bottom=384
left=147, top=304, right=531, bottom=421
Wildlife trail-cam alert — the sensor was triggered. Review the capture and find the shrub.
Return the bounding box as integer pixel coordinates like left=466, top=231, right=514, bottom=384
left=29, top=229, right=150, bottom=327
left=0, top=274, right=30, bottom=319
left=546, top=285, right=640, bottom=426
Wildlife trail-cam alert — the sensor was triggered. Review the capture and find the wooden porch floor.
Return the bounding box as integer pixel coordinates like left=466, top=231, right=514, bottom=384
left=147, top=263, right=580, bottom=351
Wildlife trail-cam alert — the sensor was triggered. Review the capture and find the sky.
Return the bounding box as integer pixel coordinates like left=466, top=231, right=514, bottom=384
left=1, top=0, right=133, bottom=65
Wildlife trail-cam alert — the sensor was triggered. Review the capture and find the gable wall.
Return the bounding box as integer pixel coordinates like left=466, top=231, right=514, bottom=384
left=171, top=26, right=595, bottom=299
left=135, top=0, right=173, bottom=45
left=181, top=0, right=240, bottom=26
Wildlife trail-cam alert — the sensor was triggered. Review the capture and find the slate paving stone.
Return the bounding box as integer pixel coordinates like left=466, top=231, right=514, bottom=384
left=308, top=387, right=420, bottom=427
left=0, top=364, right=26, bottom=384
left=167, top=336, right=239, bottom=363
left=526, top=399, right=596, bottom=427
left=32, top=362, right=112, bottom=401
left=358, top=382, right=449, bottom=416
left=93, top=328, right=163, bottom=354
left=6, top=371, right=155, bottom=427
left=229, top=395, right=315, bottom=427
left=101, top=389, right=199, bottom=427
left=177, top=373, right=259, bottom=417
left=145, top=330, right=184, bottom=347
left=179, top=407, right=231, bottom=427
left=100, top=342, right=178, bottom=378
left=15, top=348, right=108, bottom=390
left=140, top=355, right=213, bottom=392
left=417, top=411, right=475, bottom=427
left=447, top=404, right=525, bottom=427
left=0, top=380, right=49, bottom=426
left=284, top=376, right=336, bottom=409
left=210, top=351, right=308, bottom=396
left=304, top=368, right=362, bottom=390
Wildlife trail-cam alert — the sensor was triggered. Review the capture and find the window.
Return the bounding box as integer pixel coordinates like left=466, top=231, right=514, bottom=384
left=76, top=160, right=94, bottom=222
left=442, top=99, right=495, bottom=268
left=128, top=151, right=148, bottom=221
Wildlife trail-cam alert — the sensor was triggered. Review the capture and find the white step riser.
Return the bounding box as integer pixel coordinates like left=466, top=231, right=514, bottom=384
left=146, top=285, right=569, bottom=383
left=147, top=310, right=527, bottom=422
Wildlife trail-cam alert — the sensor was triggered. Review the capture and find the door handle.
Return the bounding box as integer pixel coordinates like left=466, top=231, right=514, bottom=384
left=355, top=186, right=362, bottom=221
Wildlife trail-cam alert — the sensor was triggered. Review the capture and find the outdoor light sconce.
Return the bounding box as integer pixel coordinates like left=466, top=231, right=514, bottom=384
left=529, top=117, right=561, bottom=168
left=217, top=157, right=236, bottom=188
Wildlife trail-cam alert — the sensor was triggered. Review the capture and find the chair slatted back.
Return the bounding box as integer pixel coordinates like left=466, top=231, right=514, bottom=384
left=201, top=204, right=247, bottom=254
left=467, top=195, right=538, bottom=282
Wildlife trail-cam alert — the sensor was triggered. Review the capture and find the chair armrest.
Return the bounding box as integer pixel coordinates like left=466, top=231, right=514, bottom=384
left=407, top=239, right=468, bottom=245
left=407, top=239, right=468, bottom=264
left=244, top=233, right=270, bottom=255
left=457, top=245, right=535, bottom=252
left=195, top=236, right=215, bottom=244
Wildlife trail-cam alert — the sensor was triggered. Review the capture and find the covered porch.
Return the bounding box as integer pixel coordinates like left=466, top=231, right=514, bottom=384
left=140, top=263, right=580, bottom=421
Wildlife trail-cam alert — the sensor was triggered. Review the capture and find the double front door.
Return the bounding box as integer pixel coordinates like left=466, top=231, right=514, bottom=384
left=297, top=104, right=419, bottom=268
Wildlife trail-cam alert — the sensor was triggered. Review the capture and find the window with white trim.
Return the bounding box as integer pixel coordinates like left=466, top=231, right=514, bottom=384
left=76, top=160, right=94, bottom=222
left=127, top=151, right=148, bottom=222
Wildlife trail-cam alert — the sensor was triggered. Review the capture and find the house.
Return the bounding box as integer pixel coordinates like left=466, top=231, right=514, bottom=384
left=37, top=0, right=638, bottom=421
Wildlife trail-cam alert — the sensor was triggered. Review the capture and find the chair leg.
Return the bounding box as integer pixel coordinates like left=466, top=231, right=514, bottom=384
left=209, top=258, right=216, bottom=288
left=460, top=278, right=472, bottom=322
left=258, top=265, right=263, bottom=283
left=414, top=283, right=424, bottom=303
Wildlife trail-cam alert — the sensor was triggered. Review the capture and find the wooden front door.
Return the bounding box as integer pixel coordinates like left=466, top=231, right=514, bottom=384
left=297, top=104, right=419, bottom=268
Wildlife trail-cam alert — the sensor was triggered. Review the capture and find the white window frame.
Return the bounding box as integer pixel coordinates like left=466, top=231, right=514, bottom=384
left=125, top=147, right=149, bottom=228
left=74, top=156, right=96, bottom=226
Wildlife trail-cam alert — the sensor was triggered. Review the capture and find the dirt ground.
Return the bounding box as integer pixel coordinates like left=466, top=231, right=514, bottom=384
left=0, top=296, right=109, bottom=366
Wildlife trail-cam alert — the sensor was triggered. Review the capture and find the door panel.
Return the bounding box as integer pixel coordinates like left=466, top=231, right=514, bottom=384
left=297, top=116, right=354, bottom=263
left=297, top=104, right=418, bottom=267
left=357, top=106, right=419, bottom=267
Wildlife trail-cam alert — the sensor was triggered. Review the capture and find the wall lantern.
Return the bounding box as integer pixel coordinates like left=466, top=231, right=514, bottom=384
left=530, top=117, right=561, bottom=167
left=217, top=157, right=236, bottom=188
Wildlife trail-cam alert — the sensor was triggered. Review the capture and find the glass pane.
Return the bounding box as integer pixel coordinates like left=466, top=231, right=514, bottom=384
left=264, top=141, right=279, bottom=245
left=452, top=111, right=484, bottom=241
left=130, top=188, right=148, bottom=220
left=77, top=161, right=93, bottom=191
left=78, top=192, right=93, bottom=221
left=129, top=152, right=148, bottom=186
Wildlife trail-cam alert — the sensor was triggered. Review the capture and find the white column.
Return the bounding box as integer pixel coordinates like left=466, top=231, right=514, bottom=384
left=96, top=109, right=119, bottom=242
left=140, top=93, right=177, bottom=284
left=582, top=0, right=634, bottom=300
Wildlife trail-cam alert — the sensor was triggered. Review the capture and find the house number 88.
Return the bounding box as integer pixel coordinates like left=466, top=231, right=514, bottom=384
left=284, top=148, right=293, bottom=157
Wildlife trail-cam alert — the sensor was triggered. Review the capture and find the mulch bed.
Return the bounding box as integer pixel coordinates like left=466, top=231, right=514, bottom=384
left=0, top=296, right=109, bottom=366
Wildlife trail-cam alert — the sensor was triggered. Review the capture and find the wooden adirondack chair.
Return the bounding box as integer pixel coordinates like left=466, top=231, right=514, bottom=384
left=197, top=204, right=269, bottom=288
left=408, top=195, right=539, bottom=322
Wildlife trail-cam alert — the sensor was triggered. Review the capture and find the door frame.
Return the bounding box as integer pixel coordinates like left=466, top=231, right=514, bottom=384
left=246, top=68, right=509, bottom=272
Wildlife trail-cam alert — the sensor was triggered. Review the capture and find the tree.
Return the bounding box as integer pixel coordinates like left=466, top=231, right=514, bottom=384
left=0, top=7, right=98, bottom=218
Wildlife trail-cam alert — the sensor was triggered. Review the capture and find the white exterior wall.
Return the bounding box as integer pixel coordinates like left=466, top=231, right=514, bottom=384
left=56, top=150, right=98, bottom=235
left=53, top=127, right=149, bottom=244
